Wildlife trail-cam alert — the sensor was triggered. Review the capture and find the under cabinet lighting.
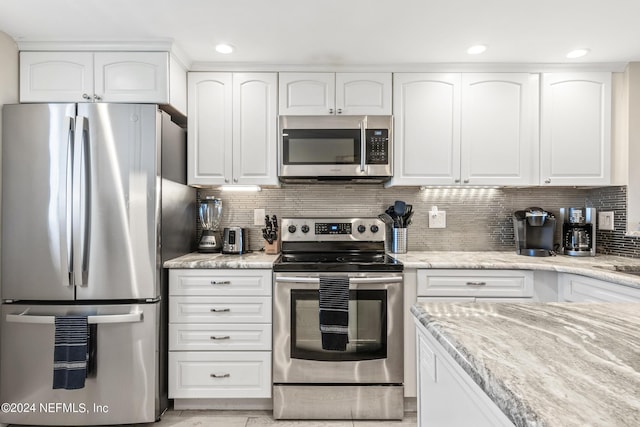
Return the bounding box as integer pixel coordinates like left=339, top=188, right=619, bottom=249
left=566, top=48, right=590, bottom=59
left=219, top=185, right=261, bottom=192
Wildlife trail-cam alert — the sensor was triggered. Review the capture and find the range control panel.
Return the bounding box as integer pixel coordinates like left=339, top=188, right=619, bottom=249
left=281, top=217, right=385, bottom=242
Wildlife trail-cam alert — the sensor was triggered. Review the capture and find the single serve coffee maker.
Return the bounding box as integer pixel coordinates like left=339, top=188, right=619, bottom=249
left=513, top=207, right=556, bottom=257
left=559, top=207, right=596, bottom=256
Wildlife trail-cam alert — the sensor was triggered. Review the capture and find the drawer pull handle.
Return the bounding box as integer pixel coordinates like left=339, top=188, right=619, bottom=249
left=211, top=280, right=232, bottom=285
left=466, top=281, right=487, bottom=286
left=210, top=373, right=230, bottom=379
left=210, top=308, right=231, bottom=313
left=210, top=335, right=231, bottom=340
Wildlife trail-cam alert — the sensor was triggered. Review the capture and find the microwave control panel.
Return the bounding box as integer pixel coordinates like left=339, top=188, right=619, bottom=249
left=365, top=129, right=389, bottom=164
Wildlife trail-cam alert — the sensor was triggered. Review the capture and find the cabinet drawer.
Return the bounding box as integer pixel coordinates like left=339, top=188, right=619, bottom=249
left=169, top=351, right=271, bottom=398
left=560, top=274, right=640, bottom=302
left=170, top=296, right=271, bottom=323
left=169, top=269, right=272, bottom=296
left=418, top=270, right=534, bottom=297
left=169, top=323, right=271, bottom=351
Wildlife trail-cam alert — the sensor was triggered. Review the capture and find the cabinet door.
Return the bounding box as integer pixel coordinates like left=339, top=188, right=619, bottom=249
left=233, top=73, right=279, bottom=185
left=187, top=72, right=233, bottom=185
left=461, top=74, right=539, bottom=186
left=94, top=52, right=168, bottom=103
left=391, top=73, right=461, bottom=185
left=540, top=72, right=611, bottom=186
left=20, top=51, right=94, bottom=102
left=279, top=72, right=335, bottom=115
left=560, top=274, right=640, bottom=302
left=335, top=72, right=392, bottom=115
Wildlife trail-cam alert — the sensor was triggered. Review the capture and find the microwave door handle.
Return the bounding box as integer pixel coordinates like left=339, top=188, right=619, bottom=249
left=359, top=120, right=366, bottom=172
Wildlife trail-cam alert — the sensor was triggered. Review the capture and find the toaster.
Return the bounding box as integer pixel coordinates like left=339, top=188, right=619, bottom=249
left=222, top=227, right=249, bottom=254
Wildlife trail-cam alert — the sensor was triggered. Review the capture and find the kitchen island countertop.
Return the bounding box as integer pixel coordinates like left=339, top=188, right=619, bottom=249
left=412, top=301, right=640, bottom=427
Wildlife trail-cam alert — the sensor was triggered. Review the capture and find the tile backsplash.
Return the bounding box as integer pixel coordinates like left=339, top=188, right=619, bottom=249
left=197, top=185, right=640, bottom=258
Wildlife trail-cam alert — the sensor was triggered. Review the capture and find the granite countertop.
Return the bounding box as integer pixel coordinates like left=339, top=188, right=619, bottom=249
left=412, top=301, right=640, bottom=427
left=163, top=251, right=279, bottom=269
left=163, top=250, right=640, bottom=288
left=393, top=251, right=640, bottom=289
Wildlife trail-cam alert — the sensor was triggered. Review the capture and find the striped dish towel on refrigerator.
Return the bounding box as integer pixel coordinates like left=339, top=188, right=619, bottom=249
left=52, top=315, right=88, bottom=390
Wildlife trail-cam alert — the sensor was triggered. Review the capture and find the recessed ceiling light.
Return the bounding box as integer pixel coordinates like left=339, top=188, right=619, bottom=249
left=467, top=45, right=487, bottom=55
left=215, top=44, right=234, bottom=54
left=566, top=48, right=590, bottom=59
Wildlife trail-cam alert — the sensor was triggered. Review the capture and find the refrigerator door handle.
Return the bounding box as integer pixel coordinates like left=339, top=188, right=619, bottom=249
left=72, top=116, right=91, bottom=287
left=65, top=116, right=75, bottom=286
left=6, top=311, right=143, bottom=325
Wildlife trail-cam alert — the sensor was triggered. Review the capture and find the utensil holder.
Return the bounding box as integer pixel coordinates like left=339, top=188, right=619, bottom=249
left=391, top=227, right=407, bottom=254
left=264, top=237, right=281, bottom=255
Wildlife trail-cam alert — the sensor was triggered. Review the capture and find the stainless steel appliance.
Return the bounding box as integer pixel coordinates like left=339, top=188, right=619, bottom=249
left=198, top=197, right=223, bottom=252
left=273, top=217, right=404, bottom=420
left=513, top=207, right=557, bottom=256
left=279, top=115, right=392, bottom=182
left=222, top=226, right=249, bottom=254
left=560, top=207, right=596, bottom=256
left=1, top=103, right=195, bottom=426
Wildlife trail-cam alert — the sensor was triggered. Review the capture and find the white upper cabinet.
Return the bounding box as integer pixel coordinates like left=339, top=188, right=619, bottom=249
left=188, top=72, right=278, bottom=187
left=392, top=73, right=461, bottom=186
left=20, top=51, right=186, bottom=113
left=391, top=73, right=539, bottom=186
left=20, top=51, right=94, bottom=102
left=461, top=73, right=539, bottom=186
left=540, top=72, right=611, bottom=186
left=279, top=72, right=392, bottom=115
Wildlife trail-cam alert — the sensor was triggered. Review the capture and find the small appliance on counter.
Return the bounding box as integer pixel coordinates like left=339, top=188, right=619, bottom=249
left=513, top=207, right=557, bottom=257
left=559, top=207, right=596, bottom=256
left=198, top=197, right=223, bottom=253
left=222, top=227, right=249, bottom=254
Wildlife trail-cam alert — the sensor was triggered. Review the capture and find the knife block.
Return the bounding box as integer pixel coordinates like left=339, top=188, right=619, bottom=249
left=264, top=237, right=281, bottom=255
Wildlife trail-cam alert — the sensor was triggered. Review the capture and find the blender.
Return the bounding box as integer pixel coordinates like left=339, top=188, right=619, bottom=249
left=198, top=197, right=223, bottom=252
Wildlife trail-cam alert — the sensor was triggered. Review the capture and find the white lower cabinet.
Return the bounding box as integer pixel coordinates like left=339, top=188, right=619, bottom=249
left=169, top=351, right=271, bottom=399
left=168, top=269, right=272, bottom=402
left=417, top=269, right=534, bottom=301
left=559, top=273, right=640, bottom=302
left=416, top=323, right=514, bottom=427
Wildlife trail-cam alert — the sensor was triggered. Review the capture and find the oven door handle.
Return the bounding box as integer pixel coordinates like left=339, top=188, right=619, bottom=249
left=275, top=276, right=403, bottom=285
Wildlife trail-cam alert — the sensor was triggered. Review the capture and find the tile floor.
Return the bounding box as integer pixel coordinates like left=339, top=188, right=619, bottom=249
left=152, top=410, right=417, bottom=427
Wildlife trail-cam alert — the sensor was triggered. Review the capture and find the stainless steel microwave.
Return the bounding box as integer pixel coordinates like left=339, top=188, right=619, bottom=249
left=278, top=115, right=393, bottom=183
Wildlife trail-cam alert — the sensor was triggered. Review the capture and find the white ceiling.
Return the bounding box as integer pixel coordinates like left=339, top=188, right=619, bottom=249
left=1, top=0, right=640, bottom=68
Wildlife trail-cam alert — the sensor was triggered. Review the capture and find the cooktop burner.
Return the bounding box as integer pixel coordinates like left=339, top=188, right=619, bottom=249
left=273, top=217, right=404, bottom=272
left=273, top=252, right=403, bottom=272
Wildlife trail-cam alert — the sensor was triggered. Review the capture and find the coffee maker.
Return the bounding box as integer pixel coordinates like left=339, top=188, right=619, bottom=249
left=513, top=207, right=557, bottom=257
left=559, top=207, right=596, bottom=256
left=198, top=197, right=223, bottom=253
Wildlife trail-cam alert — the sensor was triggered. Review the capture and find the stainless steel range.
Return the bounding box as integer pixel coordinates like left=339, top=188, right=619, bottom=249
left=273, top=217, right=404, bottom=420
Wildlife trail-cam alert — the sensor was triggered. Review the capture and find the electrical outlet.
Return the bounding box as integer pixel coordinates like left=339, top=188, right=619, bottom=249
left=599, top=211, right=615, bottom=231
left=254, top=208, right=266, bottom=226
left=429, top=211, right=446, bottom=228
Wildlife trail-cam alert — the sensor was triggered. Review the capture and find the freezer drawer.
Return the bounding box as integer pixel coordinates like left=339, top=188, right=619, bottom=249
left=0, top=303, right=159, bottom=426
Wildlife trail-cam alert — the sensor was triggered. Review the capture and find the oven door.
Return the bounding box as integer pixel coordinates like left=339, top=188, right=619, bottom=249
left=273, top=272, right=403, bottom=384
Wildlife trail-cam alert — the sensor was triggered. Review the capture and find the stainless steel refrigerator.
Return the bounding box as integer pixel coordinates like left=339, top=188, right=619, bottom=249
left=0, top=103, right=195, bottom=425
